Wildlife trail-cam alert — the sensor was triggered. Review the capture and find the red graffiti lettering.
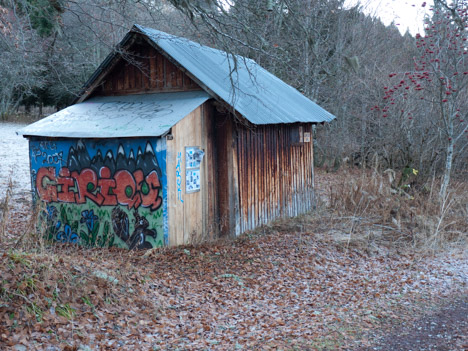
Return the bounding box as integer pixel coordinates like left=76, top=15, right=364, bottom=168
left=141, top=170, right=162, bottom=211
left=36, top=167, right=57, bottom=202
left=57, top=167, right=75, bottom=202
left=98, top=167, right=117, bottom=206
left=34, top=166, right=163, bottom=211
left=72, top=168, right=104, bottom=205
left=114, top=170, right=141, bottom=209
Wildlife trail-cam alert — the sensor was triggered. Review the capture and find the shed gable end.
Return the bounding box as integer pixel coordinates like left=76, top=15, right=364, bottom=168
left=92, top=40, right=202, bottom=97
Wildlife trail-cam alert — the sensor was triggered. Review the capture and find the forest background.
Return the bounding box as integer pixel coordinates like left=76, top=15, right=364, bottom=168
left=1, top=0, right=468, bottom=200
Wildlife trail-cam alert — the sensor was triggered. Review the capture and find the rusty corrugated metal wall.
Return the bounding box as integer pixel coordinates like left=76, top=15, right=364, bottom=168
left=235, top=123, right=315, bottom=233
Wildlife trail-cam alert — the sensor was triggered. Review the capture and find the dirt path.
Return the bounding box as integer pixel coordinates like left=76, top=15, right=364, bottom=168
left=358, top=295, right=468, bottom=351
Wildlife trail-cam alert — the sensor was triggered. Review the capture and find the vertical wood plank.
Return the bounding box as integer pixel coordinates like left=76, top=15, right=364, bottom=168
left=142, top=50, right=151, bottom=90
left=94, top=43, right=203, bottom=96
left=157, top=53, right=165, bottom=89
left=167, top=106, right=205, bottom=246
left=149, top=51, right=157, bottom=89
left=125, top=62, right=132, bottom=90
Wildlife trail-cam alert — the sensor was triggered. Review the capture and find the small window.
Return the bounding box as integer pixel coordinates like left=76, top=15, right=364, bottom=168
left=290, top=125, right=311, bottom=145
left=290, top=125, right=304, bottom=145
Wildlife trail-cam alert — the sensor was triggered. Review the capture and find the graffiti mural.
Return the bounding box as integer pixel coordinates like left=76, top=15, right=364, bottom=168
left=30, top=138, right=167, bottom=249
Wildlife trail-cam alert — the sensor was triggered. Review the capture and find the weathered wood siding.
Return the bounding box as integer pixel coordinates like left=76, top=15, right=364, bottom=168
left=86, top=34, right=316, bottom=241
left=93, top=41, right=201, bottom=96
left=214, top=113, right=240, bottom=237
left=166, top=103, right=217, bottom=245
left=235, top=123, right=315, bottom=233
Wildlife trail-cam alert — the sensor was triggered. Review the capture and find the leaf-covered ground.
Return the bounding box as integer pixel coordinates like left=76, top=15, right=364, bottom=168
left=1, top=218, right=466, bottom=350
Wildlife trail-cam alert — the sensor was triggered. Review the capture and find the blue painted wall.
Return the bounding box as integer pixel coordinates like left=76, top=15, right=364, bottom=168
left=29, top=137, right=167, bottom=249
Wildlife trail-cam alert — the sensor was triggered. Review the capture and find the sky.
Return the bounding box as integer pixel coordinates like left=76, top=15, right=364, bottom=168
left=344, top=0, right=434, bottom=35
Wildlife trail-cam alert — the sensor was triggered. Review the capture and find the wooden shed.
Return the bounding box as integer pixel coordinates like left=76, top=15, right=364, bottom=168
left=19, top=25, right=335, bottom=249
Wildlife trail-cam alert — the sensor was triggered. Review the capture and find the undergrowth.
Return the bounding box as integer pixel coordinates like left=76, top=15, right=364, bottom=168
left=316, top=167, right=468, bottom=253
left=0, top=179, right=148, bottom=343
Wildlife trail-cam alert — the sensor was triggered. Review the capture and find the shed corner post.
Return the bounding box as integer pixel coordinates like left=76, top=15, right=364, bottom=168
left=311, top=124, right=317, bottom=210
left=231, top=127, right=241, bottom=237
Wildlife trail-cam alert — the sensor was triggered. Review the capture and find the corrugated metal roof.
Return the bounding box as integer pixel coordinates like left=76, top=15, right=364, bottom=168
left=18, top=91, right=210, bottom=138
left=135, top=24, right=335, bottom=125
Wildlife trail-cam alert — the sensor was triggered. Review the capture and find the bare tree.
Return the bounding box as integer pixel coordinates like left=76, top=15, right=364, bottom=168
left=383, top=0, right=468, bottom=199
left=0, top=1, right=47, bottom=117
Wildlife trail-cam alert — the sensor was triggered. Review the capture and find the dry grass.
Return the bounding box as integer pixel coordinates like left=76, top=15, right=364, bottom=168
left=1, top=168, right=466, bottom=255
left=0, top=177, right=12, bottom=242
left=1, top=107, right=55, bottom=123
left=0, top=181, right=144, bottom=329
left=314, top=167, right=468, bottom=253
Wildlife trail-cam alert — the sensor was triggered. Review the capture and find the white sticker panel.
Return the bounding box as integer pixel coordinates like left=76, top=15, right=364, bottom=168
left=186, top=169, right=201, bottom=193
left=186, top=147, right=204, bottom=169
left=185, top=146, right=203, bottom=193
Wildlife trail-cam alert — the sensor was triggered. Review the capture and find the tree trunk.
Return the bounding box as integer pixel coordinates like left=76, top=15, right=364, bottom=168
left=439, top=131, right=454, bottom=200
left=361, top=104, right=366, bottom=169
